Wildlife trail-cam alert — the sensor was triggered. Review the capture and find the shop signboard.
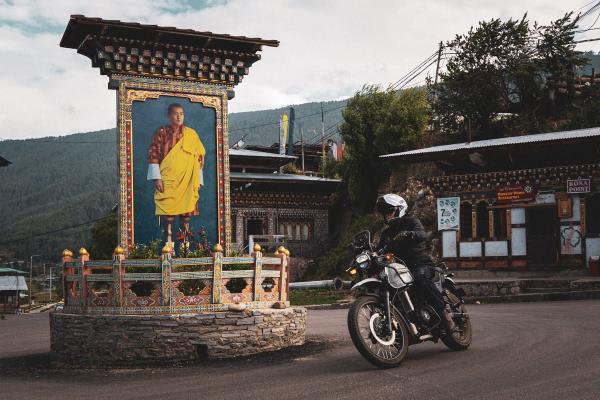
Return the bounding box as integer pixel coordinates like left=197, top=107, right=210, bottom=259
left=496, top=185, right=536, bottom=204
left=437, top=197, right=460, bottom=231
left=567, top=178, right=591, bottom=194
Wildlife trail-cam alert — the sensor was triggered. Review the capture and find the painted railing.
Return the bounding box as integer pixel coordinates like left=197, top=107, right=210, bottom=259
left=61, top=244, right=290, bottom=314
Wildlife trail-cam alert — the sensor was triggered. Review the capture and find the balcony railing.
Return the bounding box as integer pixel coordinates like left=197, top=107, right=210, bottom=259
left=60, top=245, right=290, bottom=314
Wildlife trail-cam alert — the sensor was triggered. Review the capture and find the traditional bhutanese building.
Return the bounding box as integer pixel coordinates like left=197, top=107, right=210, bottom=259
left=229, top=148, right=341, bottom=258
left=381, top=127, right=600, bottom=271
left=0, top=267, right=27, bottom=310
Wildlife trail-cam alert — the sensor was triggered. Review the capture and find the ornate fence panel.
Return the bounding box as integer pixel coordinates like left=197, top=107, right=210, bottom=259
left=61, top=245, right=289, bottom=314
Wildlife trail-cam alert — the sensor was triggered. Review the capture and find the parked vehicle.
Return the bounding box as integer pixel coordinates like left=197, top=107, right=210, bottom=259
left=346, top=230, right=471, bottom=368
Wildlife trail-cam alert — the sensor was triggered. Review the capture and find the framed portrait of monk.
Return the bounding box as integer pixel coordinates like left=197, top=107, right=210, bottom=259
left=116, top=80, right=231, bottom=255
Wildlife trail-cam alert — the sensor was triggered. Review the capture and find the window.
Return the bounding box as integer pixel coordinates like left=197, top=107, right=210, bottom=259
left=460, top=202, right=473, bottom=240
left=476, top=201, right=490, bottom=239
left=278, top=219, right=313, bottom=241
left=492, top=209, right=507, bottom=239
left=587, top=194, right=600, bottom=236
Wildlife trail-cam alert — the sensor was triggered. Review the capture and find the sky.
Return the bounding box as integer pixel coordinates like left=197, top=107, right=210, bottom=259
left=0, top=0, right=598, bottom=139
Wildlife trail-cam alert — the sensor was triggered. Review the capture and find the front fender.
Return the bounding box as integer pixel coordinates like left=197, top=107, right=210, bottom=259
left=351, top=277, right=383, bottom=298
left=351, top=277, right=382, bottom=291
left=443, top=276, right=466, bottom=298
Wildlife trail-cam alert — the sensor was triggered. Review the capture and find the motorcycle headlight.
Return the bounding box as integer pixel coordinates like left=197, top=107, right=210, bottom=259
left=349, top=268, right=358, bottom=276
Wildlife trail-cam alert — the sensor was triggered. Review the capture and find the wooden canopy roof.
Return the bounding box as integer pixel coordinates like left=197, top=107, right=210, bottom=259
left=60, top=15, right=279, bottom=86
left=60, top=15, right=279, bottom=52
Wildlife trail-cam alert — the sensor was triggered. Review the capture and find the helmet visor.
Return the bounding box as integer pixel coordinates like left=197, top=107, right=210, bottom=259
left=376, top=202, right=396, bottom=216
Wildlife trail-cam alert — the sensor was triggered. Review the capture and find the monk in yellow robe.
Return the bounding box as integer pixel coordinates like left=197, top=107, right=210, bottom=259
left=147, top=103, right=205, bottom=244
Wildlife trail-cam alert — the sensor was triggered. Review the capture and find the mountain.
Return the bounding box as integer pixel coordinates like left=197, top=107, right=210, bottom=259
left=0, top=100, right=346, bottom=262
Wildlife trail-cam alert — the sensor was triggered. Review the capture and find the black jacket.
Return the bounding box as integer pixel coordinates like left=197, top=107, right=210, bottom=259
left=377, top=215, right=432, bottom=267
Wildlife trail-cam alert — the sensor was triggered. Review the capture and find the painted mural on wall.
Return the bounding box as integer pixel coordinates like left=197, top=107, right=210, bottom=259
left=132, top=95, right=218, bottom=250
left=560, top=225, right=582, bottom=255
left=437, top=197, right=460, bottom=231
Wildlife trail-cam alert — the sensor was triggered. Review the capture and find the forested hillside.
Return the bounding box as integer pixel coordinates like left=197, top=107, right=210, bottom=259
left=0, top=100, right=346, bottom=261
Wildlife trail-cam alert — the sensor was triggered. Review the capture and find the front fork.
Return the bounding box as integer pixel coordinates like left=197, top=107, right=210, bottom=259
left=383, top=286, right=393, bottom=335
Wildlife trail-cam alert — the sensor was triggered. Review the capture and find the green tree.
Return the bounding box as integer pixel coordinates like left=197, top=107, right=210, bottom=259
left=434, top=13, right=587, bottom=139
left=88, top=212, right=118, bottom=259
left=339, top=86, right=430, bottom=213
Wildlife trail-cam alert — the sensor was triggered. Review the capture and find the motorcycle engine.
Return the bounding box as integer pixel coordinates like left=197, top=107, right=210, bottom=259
left=417, top=306, right=441, bottom=329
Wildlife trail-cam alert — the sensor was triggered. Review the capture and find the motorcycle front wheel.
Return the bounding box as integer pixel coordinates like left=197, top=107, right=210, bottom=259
left=347, top=295, right=409, bottom=368
left=441, top=291, right=472, bottom=351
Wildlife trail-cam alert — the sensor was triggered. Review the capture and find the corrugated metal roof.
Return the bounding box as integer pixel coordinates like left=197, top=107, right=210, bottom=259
left=0, top=267, right=26, bottom=275
left=229, top=149, right=297, bottom=160
left=230, top=172, right=341, bottom=183
left=0, top=276, right=28, bottom=291
left=381, top=127, right=600, bottom=159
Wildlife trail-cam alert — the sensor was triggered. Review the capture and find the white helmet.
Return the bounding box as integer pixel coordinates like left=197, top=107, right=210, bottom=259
left=376, top=194, right=408, bottom=224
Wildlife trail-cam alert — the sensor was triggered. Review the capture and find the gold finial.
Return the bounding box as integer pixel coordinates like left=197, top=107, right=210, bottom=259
left=62, top=249, right=73, bottom=258
left=284, top=249, right=290, bottom=257
left=162, top=244, right=173, bottom=254
left=253, top=244, right=262, bottom=252
left=213, top=243, right=223, bottom=253
left=278, top=246, right=286, bottom=254
left=114, top=246, right=125, bottom=255
left=78, top=247, right=89, bottom=256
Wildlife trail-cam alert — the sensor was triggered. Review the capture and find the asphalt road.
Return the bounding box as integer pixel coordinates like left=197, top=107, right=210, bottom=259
left=1, top=300, right=600, bottom=400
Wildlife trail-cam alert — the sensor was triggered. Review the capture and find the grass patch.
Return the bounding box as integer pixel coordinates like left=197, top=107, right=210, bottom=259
left=290, top=288, right=349, bottom=306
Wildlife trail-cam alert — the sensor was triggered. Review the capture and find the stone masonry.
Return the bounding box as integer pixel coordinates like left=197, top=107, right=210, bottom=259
left=50, top=307, right=306, bottom=366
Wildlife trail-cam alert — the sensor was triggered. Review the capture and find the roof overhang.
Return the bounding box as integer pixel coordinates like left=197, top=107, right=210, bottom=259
left=230, top=172, right=341, bottom=185
left=60, top=15, right=279, bottom=52
left=381, top=127, right=600, bottom=164
left=0, top=156, right=11, bottom=167
left=229, top=149, right=297, bottom=170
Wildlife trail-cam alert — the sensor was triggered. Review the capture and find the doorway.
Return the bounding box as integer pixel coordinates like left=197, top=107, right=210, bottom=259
left=526, top=207, right=557, bottom=266
left=244, top=218, right=266, bottom=247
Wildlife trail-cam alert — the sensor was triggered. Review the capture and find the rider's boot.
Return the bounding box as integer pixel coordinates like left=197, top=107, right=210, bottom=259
left=444, top=310, right=457, bottom=332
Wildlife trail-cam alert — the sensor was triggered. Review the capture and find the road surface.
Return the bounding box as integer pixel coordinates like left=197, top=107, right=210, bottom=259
left=1, top=300, right=600, bottom=399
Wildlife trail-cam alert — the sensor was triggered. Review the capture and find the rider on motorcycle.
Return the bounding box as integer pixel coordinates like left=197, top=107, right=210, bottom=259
left=375, top=193, right=456, bottom=332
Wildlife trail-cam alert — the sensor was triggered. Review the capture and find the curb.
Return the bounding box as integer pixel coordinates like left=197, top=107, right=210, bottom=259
left=301, top=290, right=600, bottom=310
left=465, top=289, right=600, bottom=304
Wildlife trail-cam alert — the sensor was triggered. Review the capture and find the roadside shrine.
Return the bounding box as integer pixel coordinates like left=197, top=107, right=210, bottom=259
left=50, top=15, right=306, bottom=366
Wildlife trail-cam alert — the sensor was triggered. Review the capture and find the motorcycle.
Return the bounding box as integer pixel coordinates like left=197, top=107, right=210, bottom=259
left=346, top=230, right=472, bottom=368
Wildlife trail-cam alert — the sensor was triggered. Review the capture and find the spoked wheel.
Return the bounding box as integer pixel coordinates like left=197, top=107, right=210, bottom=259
left=441, top=291, right=472, bottom=351
left=347, top=295, right=409, bottom=368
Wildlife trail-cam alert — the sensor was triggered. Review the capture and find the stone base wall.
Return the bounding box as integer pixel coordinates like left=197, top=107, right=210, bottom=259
left=459, top=280, right=521, bottom=297
left=50, top=308, right=306, bottom=366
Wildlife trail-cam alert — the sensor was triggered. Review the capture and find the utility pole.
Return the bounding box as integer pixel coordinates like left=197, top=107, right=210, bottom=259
left=321, top=102, right=325, bottom=178
left=48, top=266, right=56, bottom=302
left=434, top=41, right=443, bottom=86
left=29, top=254, right=41, bottom=309
left=300, top=127, right=305, bottom=173
left=433, top=41, right=443, bottom=106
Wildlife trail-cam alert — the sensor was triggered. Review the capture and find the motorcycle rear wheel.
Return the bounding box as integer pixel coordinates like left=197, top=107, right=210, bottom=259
left=347, top=295, right=409, bottom=368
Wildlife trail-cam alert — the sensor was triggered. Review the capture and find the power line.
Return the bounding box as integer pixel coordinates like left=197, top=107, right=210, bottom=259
left=0, top=213, right=113, bottom=245
left=389, top=51, right=439, bottom=91
left=396, top=58, right=439, bottom=91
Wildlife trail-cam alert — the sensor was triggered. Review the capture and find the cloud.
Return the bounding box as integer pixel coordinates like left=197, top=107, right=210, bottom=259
left=0, top=0, right=593, bottom=139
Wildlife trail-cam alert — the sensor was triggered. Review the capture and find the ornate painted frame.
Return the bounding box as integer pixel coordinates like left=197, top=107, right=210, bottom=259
left=113, top=75, right=232, bottom=254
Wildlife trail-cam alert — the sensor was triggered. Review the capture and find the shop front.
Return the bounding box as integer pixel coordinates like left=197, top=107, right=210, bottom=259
left=382, top=128, right=600, bottom=270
